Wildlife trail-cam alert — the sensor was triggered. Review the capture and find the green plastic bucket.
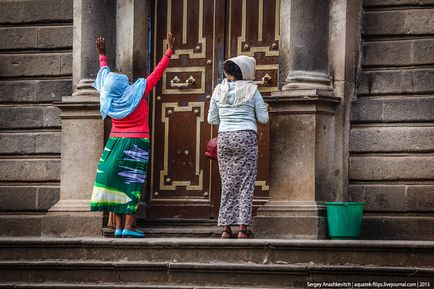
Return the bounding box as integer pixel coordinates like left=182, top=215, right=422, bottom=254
left=325, top=202, right=364, bottom=240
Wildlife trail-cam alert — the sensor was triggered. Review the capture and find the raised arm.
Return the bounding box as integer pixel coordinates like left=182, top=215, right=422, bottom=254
left=144, top=32, right=175, bottom=96
left=96, top=37, right=108, bottom=68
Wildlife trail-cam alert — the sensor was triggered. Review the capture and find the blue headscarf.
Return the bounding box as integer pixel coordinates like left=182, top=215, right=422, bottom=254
left=93, top=66, right=147, bottom=119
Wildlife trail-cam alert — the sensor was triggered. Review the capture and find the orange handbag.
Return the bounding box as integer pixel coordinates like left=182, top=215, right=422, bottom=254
left=205, top=137, right=218, bottom=160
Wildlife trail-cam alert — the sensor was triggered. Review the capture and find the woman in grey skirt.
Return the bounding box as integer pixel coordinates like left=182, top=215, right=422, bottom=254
left=207, top=55, right=269, bottom=238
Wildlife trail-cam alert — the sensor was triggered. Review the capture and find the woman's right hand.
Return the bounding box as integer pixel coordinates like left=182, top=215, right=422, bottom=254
left=167, top=32, right=175, bottom=51
left=96, top=37, right=106, bottom=55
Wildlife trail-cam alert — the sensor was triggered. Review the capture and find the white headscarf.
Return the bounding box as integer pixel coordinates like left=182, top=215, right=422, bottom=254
left=215, top=55, right=258, bottom=106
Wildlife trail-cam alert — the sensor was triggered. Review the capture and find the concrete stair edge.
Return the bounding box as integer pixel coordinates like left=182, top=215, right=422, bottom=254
left=0, top=283, right=285, bottom=289
left=1, top=260, right=433, bottom=274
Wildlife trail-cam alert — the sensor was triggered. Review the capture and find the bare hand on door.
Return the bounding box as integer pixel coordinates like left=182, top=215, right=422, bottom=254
left=167, top=32, right=175, bottom=52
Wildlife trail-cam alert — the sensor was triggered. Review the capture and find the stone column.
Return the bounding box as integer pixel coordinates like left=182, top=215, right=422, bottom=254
left=253, top=0, right=341, bottom=239
left=42, top=0, right=116, bottom=237
left=116, top=0, right=150, bottom=80
left=282, top=0, right=331, bottom=89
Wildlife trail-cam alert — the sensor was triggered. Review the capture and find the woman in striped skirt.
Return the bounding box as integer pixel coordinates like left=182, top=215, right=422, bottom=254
left=90, top=33, right=175, bottom=238
left=207, top=56, right=269, bottom=238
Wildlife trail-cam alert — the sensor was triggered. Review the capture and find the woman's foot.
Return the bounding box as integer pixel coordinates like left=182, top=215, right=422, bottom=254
left=221, top=225, right=233, bottom=239
left=122, top=228, right=145, bottom=238
left=114, top=228, right=123, bottom=238
left=237, top=230, right=249, bottom=238
left=237, top=225, right=250, bottom=239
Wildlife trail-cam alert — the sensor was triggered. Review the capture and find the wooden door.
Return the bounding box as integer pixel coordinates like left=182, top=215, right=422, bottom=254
left=147, top=0, right=279, bottom=221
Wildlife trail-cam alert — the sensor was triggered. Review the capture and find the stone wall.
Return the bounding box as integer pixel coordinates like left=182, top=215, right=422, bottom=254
left=0, top=0, right=73, bottom=236
left=350, top=0, right=434, bottom=239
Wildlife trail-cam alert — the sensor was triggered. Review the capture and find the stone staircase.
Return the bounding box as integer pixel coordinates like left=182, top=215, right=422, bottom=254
left=0, top=238, right=433, bottom=288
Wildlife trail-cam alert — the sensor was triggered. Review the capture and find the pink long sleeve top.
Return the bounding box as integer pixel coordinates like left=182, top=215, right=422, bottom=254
left=98, top=49, right=173, bottom=138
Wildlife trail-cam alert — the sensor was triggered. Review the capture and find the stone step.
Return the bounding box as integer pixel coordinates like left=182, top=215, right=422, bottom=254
left=103, top=225, right=249, bottom=238
left=0, top=284, right=269, bottom=289
left=0, top=214, right=45, bottom=237
left=1, top=238, right=433, bottom=268
left=0, top=260, right=433, bottom=288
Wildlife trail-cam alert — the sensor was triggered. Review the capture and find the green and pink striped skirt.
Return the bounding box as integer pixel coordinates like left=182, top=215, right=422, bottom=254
left=90, top=137, right=150, bottom=214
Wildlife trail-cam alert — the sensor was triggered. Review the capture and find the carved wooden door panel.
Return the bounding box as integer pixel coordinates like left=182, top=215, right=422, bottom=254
left=147, top=0, right=279, bottom=220
left=148, top=0, right=225, bottom=219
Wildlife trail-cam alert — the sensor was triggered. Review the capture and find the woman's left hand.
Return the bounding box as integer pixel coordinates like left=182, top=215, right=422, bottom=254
left=96, top=37, right=106, bottom=55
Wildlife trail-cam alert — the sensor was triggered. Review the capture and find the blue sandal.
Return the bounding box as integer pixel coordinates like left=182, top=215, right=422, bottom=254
left=114, top=228, right=123, bottom=238
left=122, top=229, right=145, bottom=238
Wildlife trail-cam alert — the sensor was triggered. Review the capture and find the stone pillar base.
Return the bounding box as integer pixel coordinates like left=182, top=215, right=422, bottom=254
left=45, top=95, right=104, bottom=237
left=253, top=201, right=327, bottom=239
left=42, top=211, right=103, bottom=237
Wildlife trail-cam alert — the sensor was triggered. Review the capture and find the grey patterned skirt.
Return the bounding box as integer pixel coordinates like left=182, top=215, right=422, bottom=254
left=217, top=130, right=258, bottom=226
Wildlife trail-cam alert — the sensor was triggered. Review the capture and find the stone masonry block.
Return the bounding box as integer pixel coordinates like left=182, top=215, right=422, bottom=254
left=382, top=97, right=434, bottom=121
left=0, top=53, right=72, bottom=77
left=406, top=186, right=434, bottom=212
left=351, top=99, right=383, bottom=122
left=0, top=81, right=34, bottom=103
left=0, top=133, right=34, bottom=154
left=351, top=184, right=434, bottom=213
left=361, top=215, right=434, bottom=240
left=0, top=132, right=61, bottom=154
left=34, top=132, right=61, bottom=154
left=42, top=106, right=61, bottom=127
left=0, top=27, right=37, bottom=50
left=0, top=215, right=42, bottom=237
left=349, top=184, right=406, bottom=212
left=351, top=97, right=434, bottom=122
left=363, top=39, right=434, bottom=67
left=364, top=0, right=434, bottom=7
left=380, top=217, right=434, bottom=240
left=0, top=186, right=37, bottom=211
left=0, top=26, right=72, bottom=50
left=414, top=69, right=434, bottom=93
left=349, top=184, right=434, bottom=213
left=414, top=39, right=434, bottom=64
left=0, top=0, right=72, bottom=24
left=349, top=156, right=434, bottom=181
left=0, top=159, right=60, bottom=181
left=37, top=186, right=60, bottom=210
left=60, top=53, right=72, bottom=75
left=0, top=0, right=24, bottom=24
left=35, top=79, right=72, bottom=101
left=0, top=80, right=72, bottom=103
left=42, top=212, right=103, bottom=237
left=357, top=70, right=415, bottom=95
left=0, top=106, right=60, bottom=129
left=358, top=69, right=434, bottom=95
left=37, top=26, right=73, bottom=49
left=0, top=107, right=42, bottom=129
left=363, top=41, right=412, bottom=67
left=22, top=0, right=73, bottom=23
left=350, top=126, right=434, bottom=152
left=364, top=10, right=434, bottom=36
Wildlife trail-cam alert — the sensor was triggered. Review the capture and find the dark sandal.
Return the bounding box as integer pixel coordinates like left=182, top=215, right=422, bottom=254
left=221, top=230, right=233, bottom=239
left=237, top=230, right=250, bottom=239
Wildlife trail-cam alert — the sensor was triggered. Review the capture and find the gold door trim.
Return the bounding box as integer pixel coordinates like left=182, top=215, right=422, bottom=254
left=182, top=0, right=188, bottom=44
left=159, top=101, right=205, bottom=191
left=236, top=0, right=280, bottom=57
left=258, top=0, right=263, bottom=42
left=255, top=180, right=270, bottom=191
left=162, top=67, right=206, bottom=95
left=164, top=0, right=207, bottom=59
